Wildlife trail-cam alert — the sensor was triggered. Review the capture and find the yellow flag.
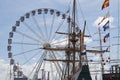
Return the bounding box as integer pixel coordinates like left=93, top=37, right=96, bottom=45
left=102, top=0, right=109, bottom=10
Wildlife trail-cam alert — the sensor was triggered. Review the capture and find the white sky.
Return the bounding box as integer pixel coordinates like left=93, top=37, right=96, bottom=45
left=0, top=0, right=119, bottom=80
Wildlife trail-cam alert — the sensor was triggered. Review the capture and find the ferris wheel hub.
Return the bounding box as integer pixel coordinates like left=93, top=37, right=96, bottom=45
left=43, top=43, right=51, bottom=48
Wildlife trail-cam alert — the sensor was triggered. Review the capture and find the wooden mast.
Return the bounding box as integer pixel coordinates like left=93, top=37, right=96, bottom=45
left=72, top=0, right=76, bottom=75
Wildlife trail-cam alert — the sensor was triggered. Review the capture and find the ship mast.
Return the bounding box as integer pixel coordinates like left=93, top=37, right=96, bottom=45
left=72, top=0, right=76, bottom=75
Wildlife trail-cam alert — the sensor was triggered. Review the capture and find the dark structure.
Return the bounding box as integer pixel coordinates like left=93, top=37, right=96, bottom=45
left=14, top=78, right=28, bottom=80
left=103, top=65, right=120, bottom=80
left=77, top=65, right=92, bottom=80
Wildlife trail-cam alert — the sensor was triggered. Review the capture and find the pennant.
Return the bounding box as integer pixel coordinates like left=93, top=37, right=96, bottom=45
left=104, top=47, right=110, bottom=52
left=98, top=12, right=109, bottom=25
left=66, top=9, right=70, bottom=13
left=81, top=52, right=86, bottom=55
left=103, top=33, right=110, bottom=43
left=105, top=47, right=109, bottom=52
left=102, top=0, right=109, bottom=10
left=103, top=21, right=109, bottom=31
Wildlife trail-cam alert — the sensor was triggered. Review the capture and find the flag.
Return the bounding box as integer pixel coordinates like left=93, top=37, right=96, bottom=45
left=66, top=9, right=70, bottom=13
left=103, top=33, right=110, bottom=43
left=104, top=47, right=109, bottom=52
left=102, top=0, right=109, bottom=10
left=81, top=52, right=86, bottom=55
left=98, top=12, right=109, bottom=25
left=103, top=21, right=109, bottom=31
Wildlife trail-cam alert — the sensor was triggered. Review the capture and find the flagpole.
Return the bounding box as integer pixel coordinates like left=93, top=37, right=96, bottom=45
left=98, top=27, right=104, bottom=80
left=100, top=0, right=110, bottom=79
left=117, top=0, right=120, bottom=59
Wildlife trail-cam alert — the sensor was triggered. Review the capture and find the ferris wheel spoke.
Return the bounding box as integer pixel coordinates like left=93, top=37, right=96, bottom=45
left=50, top=51, right=62, bottom=72
left=22, top=22, right=44, bottom=42
left=31, top=16, right=47, bottom=42
left=13, top=47, right=41, bottom=57
left=51, top=39, right=67, bottom=46
left=12, top=42, right=42, bottom=45
left=56, top=34, right=67, bottom=43
left=48, top=14, right=55, bottom=41
left=50, top=60, right=53, bottom=80
left=22, top=50, right=41, bottom=65
left=28, top=50, right=47, bottom=78
left=50, top=35, right=67, bottom=47
left=50, top=20, right=65, bottom=42
left=48, top=51, right=63, bottom=77
left=16, top=30, right=41, bottom=43
left=43, top=13, right=49, bottom=42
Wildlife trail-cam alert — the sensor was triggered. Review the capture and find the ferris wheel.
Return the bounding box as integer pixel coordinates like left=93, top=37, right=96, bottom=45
left=7, top=8, right=73, bottom=80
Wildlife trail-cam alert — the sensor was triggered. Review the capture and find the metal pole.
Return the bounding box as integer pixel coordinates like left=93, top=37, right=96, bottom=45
left=98, top=27, right=104, bottom=80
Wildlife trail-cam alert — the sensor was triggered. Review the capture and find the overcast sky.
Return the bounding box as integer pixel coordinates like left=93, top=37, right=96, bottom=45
left=0, top=0, right=119, bottom=80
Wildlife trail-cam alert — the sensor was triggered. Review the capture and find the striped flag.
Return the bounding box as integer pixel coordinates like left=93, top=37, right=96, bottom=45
left=98, top=12, right=109, bottom=25
left=102, top=0, right=109, bottom=10
left=104, top=47, right=109, bottom=52
left=103, top=21, right=109, bottom=31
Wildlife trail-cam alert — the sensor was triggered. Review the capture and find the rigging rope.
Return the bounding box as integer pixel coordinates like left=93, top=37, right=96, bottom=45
left=77, top=0, right=92, bottom=37
left=117, top=0, right=120, bottom=59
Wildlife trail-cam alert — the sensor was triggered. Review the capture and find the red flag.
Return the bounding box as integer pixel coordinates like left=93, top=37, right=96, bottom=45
left=102, top=0, right=109, bottom=10
left=98, top=12, right=109, bottom=25
left=103, top=33, right=110, bottom=43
